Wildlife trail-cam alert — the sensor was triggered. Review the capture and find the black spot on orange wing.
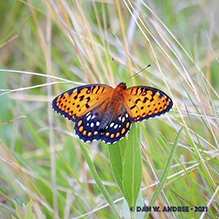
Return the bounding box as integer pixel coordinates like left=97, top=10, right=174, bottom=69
left=52, top=84, right=113, bottom=122
left=124, top=86, right=173, bottom=122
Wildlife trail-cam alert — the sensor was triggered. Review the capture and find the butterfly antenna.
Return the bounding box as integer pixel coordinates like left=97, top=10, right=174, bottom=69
left=125, top=64, right=151, bottom=82
left=111, top=57, right=123, bottom=81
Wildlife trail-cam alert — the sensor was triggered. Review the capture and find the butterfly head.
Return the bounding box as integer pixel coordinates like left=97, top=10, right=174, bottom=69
left=117, top=82, right=127, bottom=89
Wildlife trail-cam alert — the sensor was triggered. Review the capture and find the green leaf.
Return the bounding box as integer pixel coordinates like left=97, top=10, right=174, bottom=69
left=108, top=135, right=126, bottom=190
left=123, top=190, right=145, bottom=219
left=15, top=200, right=38, bottom=219
left=134, top=190, right=145, bottom=219
left=123, top=123, right=142, bottom=207
left=108, top=123, right=142, bottom=208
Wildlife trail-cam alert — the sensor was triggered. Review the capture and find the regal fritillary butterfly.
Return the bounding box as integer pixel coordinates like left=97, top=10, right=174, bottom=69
left=52, top=82, right=173, bottom=144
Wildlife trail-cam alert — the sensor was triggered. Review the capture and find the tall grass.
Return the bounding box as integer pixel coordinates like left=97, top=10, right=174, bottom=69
left=0, top=0, right=218, bottom=218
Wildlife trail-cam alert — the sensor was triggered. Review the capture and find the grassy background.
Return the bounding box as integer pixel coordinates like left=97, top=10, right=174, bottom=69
left=0, top=0, right=218, bottom=218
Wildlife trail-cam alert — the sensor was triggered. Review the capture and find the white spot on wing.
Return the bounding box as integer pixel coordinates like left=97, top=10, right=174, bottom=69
left=96, top=121, right=100, bottom=126
left=87, top=114, right=91, bottom=121
left=110, top=122, right=114, bottom=127
left=114, top=124, right=118, bottom=129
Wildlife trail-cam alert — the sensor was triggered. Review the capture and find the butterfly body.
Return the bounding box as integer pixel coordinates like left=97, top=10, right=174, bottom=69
left=52, top=82, right=173, bottom=144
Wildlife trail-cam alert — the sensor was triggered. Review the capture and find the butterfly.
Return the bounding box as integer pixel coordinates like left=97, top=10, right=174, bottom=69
left=52, top=82, right=173, bottom=144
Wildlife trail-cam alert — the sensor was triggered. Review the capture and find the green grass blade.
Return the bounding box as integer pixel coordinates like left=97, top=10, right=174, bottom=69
left=145, top=127, right=183, bottom=219
left=78, top=142, right=121, bottom=218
